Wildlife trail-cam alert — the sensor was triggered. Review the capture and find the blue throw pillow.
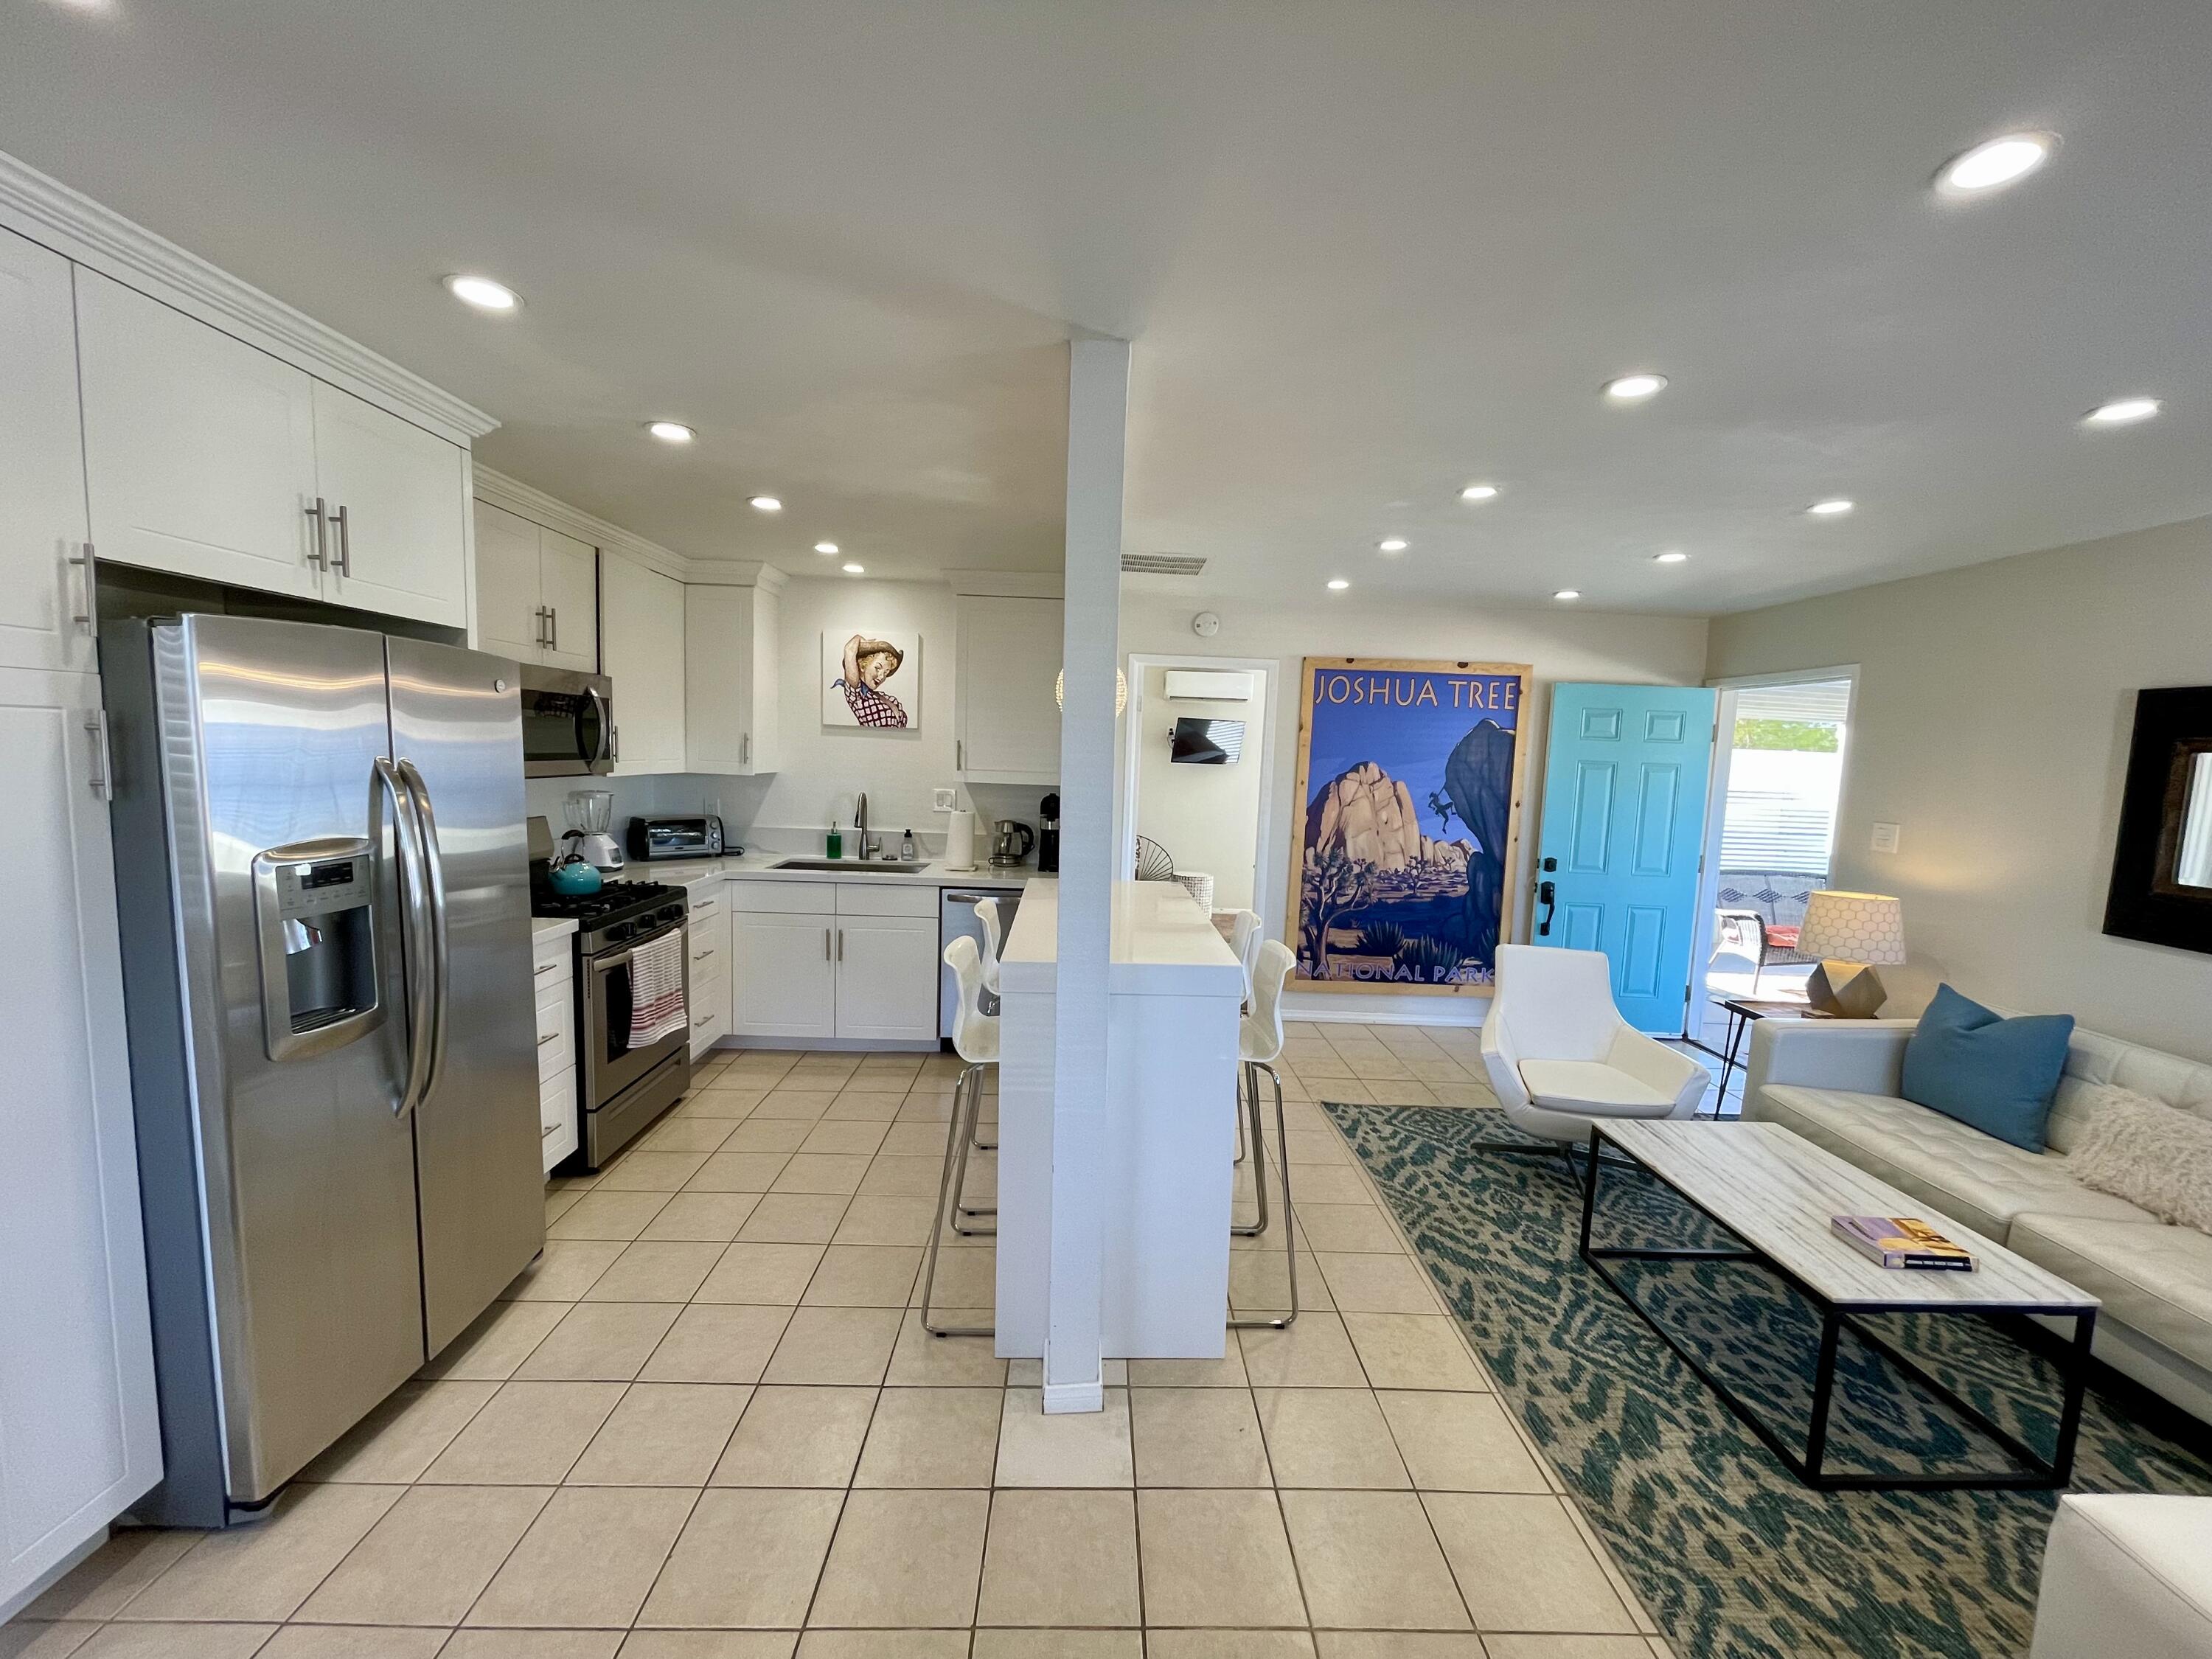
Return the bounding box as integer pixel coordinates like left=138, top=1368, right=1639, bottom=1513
left=1899, top=984, right=2074, bottom=1152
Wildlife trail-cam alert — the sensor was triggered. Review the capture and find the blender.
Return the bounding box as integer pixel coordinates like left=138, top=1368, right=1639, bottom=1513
left=561, top=789, right=625, bottom=874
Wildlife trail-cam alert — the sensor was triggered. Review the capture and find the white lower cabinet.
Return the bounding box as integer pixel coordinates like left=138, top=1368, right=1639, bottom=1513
left=685, top=884, right=731, bottom=1057
left=534, top=932, right=578, bottom=1173
left=0, top=666, right=160, bottom=1615
left=728, top=877, right=940, bottom=1046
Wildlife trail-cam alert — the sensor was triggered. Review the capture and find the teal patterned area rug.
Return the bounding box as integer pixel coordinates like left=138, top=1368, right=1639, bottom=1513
left=1321, top=1102, right=2212, bottom=1659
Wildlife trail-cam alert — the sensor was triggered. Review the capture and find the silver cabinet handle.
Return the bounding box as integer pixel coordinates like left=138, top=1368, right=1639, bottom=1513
left=956, top=739, right=964, bottom=769
left=84, top=712, right=112, bottom=801
left=611, top=725, right=621, bottom=763
left=692, top=947, right=713, bottom=962
left=535, top=960, right=561, bottom=977
left=305, top=498, right=330, bottom=570
left=542, top=1121, right=558, bottom=1139
left=693, top=1013, right=712, bottom=1028
left=536, top=1030, right=560, bottom=1047
left=740, top=731, right=751, bottom=768
left=533, top=605, right=547, bottom=648
left=330, top=504, right=352, bottom=576
left=836, top=929, right=844, bottom=962
left=69, top=543, right=98, bottom=639
left=824, top=928, right=832, bottom=960
left=548, top=606, right=557, bottom=651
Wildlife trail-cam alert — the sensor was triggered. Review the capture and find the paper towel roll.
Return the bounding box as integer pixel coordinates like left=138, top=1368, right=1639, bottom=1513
left=945, top=808, right=976, bottom=869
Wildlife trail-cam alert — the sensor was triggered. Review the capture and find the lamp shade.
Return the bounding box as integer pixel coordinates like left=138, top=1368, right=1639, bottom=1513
left=1797, top=890, right=1906, bottom=967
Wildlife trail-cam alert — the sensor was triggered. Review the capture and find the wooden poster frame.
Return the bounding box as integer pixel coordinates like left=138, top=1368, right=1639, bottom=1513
left=1285, top=657, right=1534, bottom=997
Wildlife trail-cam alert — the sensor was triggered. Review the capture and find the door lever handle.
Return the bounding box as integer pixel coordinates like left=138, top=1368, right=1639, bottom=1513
left=1537, top=879, right=1557, bottom=938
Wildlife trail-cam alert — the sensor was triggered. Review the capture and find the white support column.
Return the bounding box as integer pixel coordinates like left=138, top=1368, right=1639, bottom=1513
left=1044, top=335, right=1129, bottom=1413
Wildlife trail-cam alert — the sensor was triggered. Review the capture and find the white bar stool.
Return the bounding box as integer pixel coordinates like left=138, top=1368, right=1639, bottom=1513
left=1230, top=939, right=1298, bottom=1330
left=1225, top=909, right=1262, bottom=1165
left=921, top=935, right=996, bottom=1337
left=965, top=898, right=1006, bottom=1179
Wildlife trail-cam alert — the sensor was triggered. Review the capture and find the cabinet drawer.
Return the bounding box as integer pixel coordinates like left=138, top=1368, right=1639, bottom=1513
left=835, top=880, right=939, bottom=919
left=689, top=998, right=729, bottom=1057
left=533, top=934, right=574, bottom=976
left=535, top=990, right=573, bottom=1084
left=540, top=1068, right=578, bottom=1173
left=728, top=879, right=835, bottom=915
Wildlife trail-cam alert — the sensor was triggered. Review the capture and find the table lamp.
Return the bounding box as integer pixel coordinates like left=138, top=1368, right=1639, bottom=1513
left=1796, top=891, right=1906, bottom=1018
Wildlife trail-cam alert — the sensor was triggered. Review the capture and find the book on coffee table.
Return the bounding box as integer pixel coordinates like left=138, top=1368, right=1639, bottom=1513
left=1831, top=1214, right=1975, bottom=1271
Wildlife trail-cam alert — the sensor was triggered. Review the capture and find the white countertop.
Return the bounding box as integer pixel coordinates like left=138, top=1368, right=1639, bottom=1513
left=618, top=853, right=1034, bottom=890
left=531, top=916, right=577, bottom=942
left=1000, top=877, right=1244, bottom=996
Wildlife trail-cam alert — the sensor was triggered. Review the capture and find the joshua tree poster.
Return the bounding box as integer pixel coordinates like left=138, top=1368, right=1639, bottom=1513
left=1287, top=658, right=1531, bottom=995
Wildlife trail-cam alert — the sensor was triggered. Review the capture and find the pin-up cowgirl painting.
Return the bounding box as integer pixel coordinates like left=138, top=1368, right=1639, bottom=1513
left=824, top=631, right=919, bottom=728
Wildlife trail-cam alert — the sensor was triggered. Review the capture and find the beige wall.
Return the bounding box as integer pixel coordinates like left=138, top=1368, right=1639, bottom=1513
left=1132, top=662, right=1269, bottom=913
left=1119, top=592, right=1710, bottom=1024
left=1706, top=515, right=2212, bottom=1062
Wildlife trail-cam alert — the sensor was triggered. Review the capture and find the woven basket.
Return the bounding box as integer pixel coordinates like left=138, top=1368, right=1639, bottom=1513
left=1172, top=871, right=1215, bottom=916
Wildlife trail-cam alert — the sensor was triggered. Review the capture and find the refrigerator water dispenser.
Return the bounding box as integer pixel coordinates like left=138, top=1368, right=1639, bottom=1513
left=252, top=838, right=384, bottom=1061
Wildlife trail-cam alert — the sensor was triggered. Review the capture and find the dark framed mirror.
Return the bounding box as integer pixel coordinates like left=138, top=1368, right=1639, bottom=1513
left=2105, top=685, right=2212, bottom=953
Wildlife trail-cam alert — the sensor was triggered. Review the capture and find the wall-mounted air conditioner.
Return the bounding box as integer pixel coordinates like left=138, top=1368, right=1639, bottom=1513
left=1164, top=669, right=1253, bottom=702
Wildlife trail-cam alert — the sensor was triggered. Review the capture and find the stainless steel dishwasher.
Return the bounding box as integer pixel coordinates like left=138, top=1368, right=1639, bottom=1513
left=939, top=885, right=1021, bottom=1037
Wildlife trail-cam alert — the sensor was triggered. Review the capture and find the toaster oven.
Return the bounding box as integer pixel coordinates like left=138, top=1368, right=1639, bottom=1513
left=626, top=815, right=728, bottom=861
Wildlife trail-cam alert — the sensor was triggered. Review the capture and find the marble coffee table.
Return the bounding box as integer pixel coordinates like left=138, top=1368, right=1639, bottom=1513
left=1580, top=1119, right=2099, bottom=1491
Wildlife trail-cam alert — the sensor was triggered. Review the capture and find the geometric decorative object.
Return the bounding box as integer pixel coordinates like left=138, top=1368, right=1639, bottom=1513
left=1798, top=890, right=1906, bottom=1018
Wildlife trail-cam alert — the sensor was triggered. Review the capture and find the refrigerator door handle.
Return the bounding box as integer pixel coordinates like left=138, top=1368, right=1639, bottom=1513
left=397, top=759, right=452, bottom=1105
left=373, top=757, right=435, bottom=1117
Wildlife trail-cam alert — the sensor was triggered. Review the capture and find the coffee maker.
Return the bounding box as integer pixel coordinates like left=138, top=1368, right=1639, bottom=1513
left=1037, top=792, right=1060, bottom=874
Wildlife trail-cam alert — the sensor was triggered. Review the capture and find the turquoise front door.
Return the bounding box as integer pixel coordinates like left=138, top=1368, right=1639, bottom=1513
left=1533, top=683, right=1718, bottom=1034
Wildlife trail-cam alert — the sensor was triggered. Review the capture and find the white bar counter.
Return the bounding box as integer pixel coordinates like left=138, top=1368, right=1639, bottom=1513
left=995, top=879, right=1246, bottom=1358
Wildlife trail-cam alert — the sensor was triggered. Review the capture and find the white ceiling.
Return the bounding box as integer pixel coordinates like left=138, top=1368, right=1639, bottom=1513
left=7, top=0, right=2211, bottom=612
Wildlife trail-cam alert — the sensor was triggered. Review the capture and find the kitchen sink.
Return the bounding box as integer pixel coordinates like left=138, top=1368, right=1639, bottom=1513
left=771, top=858, right=932, bottom=874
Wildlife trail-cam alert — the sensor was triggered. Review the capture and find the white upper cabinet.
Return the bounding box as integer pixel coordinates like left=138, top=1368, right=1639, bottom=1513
left=77, top=269, right=470, bottom=628
left=600, top=552, right=686, bottom=774
left=956, top=594, right=1061, bottom=784
left=685, top=582, right=779, bottom=774
left=309, top=381, right=468, bottom=627
left=0, top=228, right=94, bottom=674
left=77, top=268, right=322, bottom=603
left=471, top=501, right=600, bottom=672
left=0, top=665, right=161, bottom=1612
left=538, top=528, right=599, bottom=672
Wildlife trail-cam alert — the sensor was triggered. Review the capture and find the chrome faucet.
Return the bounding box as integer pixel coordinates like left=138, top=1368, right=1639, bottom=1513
left=855, top=791, right=880, bottom=860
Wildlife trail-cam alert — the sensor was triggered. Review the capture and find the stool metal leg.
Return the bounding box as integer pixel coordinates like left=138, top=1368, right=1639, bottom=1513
left=1231, top=1060, right=1270, bottom=1237
left=950, top=1067, right=997, bottom=1234
left=920, top=1063, right=992, bottom=1338
left=1230, top=1060, right=1298, bottom=1331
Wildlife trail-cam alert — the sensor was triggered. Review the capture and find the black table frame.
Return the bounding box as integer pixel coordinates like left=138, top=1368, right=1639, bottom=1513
left=1576, top=1126, right=2098, bottom=1492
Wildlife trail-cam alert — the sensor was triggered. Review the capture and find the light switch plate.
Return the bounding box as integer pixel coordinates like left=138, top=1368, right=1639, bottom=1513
left=932, top=788, right=957, bottom=813
left=1871, top=821, right=1900, bottom=854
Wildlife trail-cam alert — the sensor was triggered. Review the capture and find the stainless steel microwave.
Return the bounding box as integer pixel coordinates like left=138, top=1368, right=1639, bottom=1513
left=519, top=665, right=614, bottom=777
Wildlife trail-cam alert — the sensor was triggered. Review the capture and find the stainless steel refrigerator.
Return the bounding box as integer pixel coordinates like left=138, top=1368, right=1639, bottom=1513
left=105, top=614, right=543, bottom=1526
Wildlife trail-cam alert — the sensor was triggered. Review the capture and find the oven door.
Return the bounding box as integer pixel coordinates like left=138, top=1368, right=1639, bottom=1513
left=521, top=667, right=613, bottom=779
left=580, top=922, right=688, bottom=1106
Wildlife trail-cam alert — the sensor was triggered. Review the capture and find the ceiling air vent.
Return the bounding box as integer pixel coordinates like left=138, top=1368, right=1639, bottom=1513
left=1121, top=554, right=1206, bottom=577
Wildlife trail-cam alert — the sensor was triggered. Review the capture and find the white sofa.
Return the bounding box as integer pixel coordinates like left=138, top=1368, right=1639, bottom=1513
left=2029, top=1494, right=2212, bottom=1658
left=1744, top=1018, right=2212, bottom=1423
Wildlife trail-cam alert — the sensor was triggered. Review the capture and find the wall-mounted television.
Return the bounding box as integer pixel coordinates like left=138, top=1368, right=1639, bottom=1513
left=1170, top=717, right=1245, bottom=765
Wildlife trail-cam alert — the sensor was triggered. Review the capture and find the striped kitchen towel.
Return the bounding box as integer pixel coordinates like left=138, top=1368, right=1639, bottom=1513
left=627, top=927, right=688, bottom=1047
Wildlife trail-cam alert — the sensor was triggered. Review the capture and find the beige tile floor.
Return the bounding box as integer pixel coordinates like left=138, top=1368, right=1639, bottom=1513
left=7, top=1023, right=1677, bottom=1659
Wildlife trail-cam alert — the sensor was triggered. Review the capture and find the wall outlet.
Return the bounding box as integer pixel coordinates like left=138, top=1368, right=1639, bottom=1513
left=1870, top=821, right=1900, bottom=855
left=932, top=788, right=957, bottom=813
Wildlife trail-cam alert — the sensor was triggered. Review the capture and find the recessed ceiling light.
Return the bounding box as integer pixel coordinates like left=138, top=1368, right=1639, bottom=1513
left=1938, top=132, right=2056, bottom=194
left=749, top=495, right=782, bottom=512
left=814, top=541, right=839, bottom=555
left=842, top=563, right=864, bottom=575
left=2083, top=396, right=2161, bottom=426
left=1459, top=484, right=1500, bottom=502
left=1602, top=373, right=1667, bottom=401
left=1326, top=578, right=1350, bottom=591
left=1806, top=498, right=1855, bottom=517
left=646, top=421, right=695, bottom=444
left=1653, top=551, right=1688, bottom=564
left=1553, top=589, right=1581, bottom=602
left=443, top=274, right=520, bottom=312
left=1377, top=538, right=1408, bottom=553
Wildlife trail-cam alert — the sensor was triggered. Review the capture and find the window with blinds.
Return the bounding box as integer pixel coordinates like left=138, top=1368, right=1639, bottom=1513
left=1720, top=678, right=1851, bottom=874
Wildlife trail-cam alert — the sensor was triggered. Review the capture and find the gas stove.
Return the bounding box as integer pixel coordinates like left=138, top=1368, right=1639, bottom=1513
left=531, top=878, right=688, bottom=953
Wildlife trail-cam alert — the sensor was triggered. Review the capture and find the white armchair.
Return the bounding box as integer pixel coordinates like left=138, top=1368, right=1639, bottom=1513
left=1480, top=945, right=1708, bottom=1150
left=2030, top=1495, right=2212, bottom=1658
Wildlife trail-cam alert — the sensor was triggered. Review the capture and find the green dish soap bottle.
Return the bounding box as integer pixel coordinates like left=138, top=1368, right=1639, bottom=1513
left=826, top=819, right=843, bottom=860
